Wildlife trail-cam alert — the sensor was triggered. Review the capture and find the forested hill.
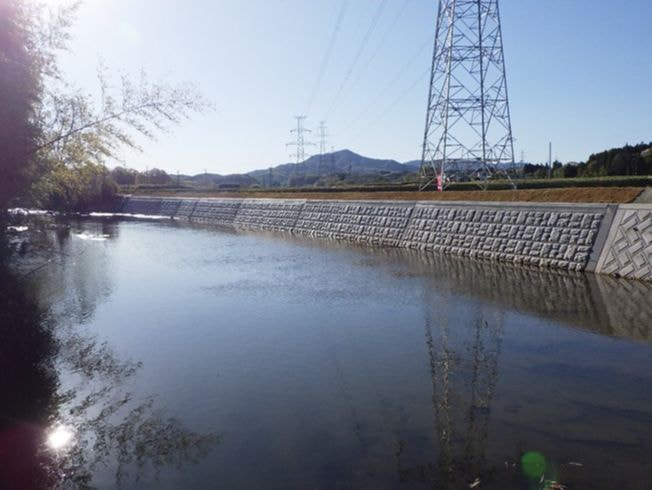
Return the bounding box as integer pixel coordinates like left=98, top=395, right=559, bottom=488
left=582, top=143, right=652, bottom=176
left=112, top=143, right=652, bottom=188
left=523, top=142, right=652, bottom=179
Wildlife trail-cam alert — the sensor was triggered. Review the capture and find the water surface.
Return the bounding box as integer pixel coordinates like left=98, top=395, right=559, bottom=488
left=2, top=217, right=652, bottom=489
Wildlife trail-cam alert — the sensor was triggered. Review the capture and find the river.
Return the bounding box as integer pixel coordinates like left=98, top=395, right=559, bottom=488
left=2, top=216, right=652, bottom=489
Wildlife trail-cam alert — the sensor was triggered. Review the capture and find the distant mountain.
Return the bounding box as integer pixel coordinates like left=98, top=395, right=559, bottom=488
left=249, top=149, right=409, bottom=179
left=176, top=150, right=526, bottom=189
left=403, top=159, right=421, bottom=169
left=180, top=150, right=419, bottom=188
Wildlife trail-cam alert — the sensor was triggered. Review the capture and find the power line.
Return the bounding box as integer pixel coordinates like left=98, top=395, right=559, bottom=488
left=323, top=0, right=389, bottom=120
left=332, top=0, right=412, bottom=114
left=343, top=67, right=430, bottom=148
left=336, top=34, right=433, bottom=141
left=305, top=0, right=351, bottom=116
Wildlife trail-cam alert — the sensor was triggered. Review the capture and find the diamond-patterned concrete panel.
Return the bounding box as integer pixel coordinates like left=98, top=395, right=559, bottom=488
left=599, top=208, right=652, bottom=281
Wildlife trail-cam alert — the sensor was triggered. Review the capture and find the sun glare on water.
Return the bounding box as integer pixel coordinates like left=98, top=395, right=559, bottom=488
left=47, top=426, right=74, bottom=450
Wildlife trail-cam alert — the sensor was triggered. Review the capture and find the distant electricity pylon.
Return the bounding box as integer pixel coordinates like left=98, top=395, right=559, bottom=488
left=316, top=121, right=329, bottom=175
left=287, top=116, right=314, bottom=165
left=419, top=0, right=515, bottom=191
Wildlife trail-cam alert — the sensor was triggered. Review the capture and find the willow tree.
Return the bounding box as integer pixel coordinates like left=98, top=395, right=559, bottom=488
left=1, top=0, right=209, bottom=213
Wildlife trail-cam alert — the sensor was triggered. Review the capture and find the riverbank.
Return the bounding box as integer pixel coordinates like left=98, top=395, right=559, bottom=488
left=117, top=196, right=652, bottom=282
left=127, top=186, right=645, bottom=204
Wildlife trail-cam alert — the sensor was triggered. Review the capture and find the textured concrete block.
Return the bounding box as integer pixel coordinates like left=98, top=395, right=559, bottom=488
left=175, top=199, right=199, bottom=220
left=293, top=200, right=414, bottom=246
left=159, top=199, right=182, bottom=217
left=233, top=199, right=305, bottom=231
left=191, top=199, right=242, bottom=226
left=401, top=202, right=606, bottom=271
left=121, top=197, right=163, bottom=216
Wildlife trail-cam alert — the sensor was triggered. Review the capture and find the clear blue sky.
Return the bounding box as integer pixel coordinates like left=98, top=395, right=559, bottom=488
left=58, top=0, right=652, bottom=175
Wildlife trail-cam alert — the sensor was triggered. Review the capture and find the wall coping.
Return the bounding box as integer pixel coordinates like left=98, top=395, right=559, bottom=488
left=119, top=194, right=645, bottom=210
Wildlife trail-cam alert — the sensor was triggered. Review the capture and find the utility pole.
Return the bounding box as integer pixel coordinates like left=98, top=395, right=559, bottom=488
left=548, top=142, right=552, bottom=179
left=286, top=116, right=315, bottom=167
left=316, top=121, right=329, bottom=176
left=420, top=0, right=515, bottom=190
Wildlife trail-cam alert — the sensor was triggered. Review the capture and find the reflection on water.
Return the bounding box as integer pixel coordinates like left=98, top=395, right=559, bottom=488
left=1, top=217, right=652, bottom=489
left=0, top=220, right=219, bottom=489
left=379, top=248, right=652, bottom=343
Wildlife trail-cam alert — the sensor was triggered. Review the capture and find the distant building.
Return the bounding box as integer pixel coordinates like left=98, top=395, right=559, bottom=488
left=642, top=148, right=652, bottom=158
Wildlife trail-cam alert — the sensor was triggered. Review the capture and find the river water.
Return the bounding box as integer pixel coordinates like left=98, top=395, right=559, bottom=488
left=2, top=216, right=652, bottom=489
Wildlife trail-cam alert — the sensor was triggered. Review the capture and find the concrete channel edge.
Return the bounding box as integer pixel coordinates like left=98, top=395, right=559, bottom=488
left=118, top=196, right=652, bottom=282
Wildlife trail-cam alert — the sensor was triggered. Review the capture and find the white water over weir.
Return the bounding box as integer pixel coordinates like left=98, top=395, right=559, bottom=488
left=118, top=196, right=652, bottom=282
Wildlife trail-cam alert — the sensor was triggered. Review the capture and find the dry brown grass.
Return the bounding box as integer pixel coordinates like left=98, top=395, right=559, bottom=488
left=140, top=186, right=643, bottom=204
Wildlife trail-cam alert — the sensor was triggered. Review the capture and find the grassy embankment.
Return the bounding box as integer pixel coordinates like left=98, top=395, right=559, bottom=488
left=123, top=176, right=650, bottom=203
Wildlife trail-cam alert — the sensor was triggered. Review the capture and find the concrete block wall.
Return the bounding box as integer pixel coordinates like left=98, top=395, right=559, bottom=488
left=159, top=199, right=182, bottom=217
left=401, top=202, right=607, bottom=271
left=190, top=198, right=242, bottom=226
left=174, top=198, right=199, bottom=219
left=232, top=199, right=305, bottom=232
left=121, top=196, right=163, bottom=215
left=293, top=201, right=414, bottom=247
left=117, top=195, right=652, bottom=281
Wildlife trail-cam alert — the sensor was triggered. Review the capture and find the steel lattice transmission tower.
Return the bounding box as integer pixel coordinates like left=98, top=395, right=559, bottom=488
left=419, top=0, right=515, bottom=190
left=287, top=116, right=314, bottom=166
left=316, top=121, right=329, bottom=176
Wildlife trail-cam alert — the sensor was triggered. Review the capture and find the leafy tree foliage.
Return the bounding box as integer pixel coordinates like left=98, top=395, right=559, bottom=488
left=142, top=168, right=172, bottom=185
left=30, top=161, right=117, bottom=211
left=110, top=166, right=139, bottom=186
left=0, top=0, right=40, bottom=210
left=521, top=144, right=652, bottom=180
left=577, top=143, right=652, bottom=176
left=1, top=0, right=209, bottom=213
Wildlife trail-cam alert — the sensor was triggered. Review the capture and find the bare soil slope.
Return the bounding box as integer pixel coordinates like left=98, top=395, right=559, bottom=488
left=136, top=187, right=643, bottom=204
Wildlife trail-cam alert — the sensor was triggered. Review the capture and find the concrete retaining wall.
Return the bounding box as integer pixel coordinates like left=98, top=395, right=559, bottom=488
left=293, top=201, right=414, bottom=247
left=190, top=198, right=242, bottom=226
left=595, top=204, right=652, bottom=281
left=121, top=196, right=163, bottom=215
left=175, top=198, right=199, bottom=219
left=117, top=195, right=652, bottom=281
left=401, top=202, right=607, bottom=271
left=233, top=199, right=305, bottom=232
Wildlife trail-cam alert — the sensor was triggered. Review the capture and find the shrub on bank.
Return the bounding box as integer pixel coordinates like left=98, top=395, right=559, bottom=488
left=30, top=163, right=119, bottom=212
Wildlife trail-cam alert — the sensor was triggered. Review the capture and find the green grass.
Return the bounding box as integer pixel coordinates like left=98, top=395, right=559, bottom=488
left=123, top=175, right=652, bottom=195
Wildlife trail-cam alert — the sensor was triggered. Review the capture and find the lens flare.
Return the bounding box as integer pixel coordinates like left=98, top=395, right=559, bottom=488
left=521, top=451, right=547, bottom=479
left=47, top=426, right=74, bottom=450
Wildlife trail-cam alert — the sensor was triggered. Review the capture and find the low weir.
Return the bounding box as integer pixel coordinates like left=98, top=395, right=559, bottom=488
left=118, top=196, right=652, bottom=282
